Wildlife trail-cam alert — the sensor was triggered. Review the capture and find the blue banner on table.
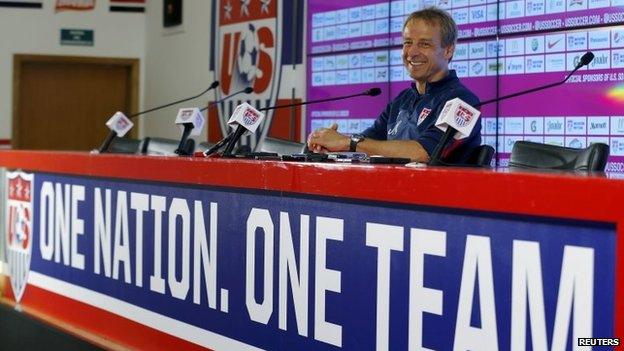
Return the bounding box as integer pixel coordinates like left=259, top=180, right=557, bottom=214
left=24, top=172, right=615, bottom=350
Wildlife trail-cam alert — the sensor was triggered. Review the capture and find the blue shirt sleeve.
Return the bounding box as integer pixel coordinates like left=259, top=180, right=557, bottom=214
left=361, top=101, right=391, bottom=140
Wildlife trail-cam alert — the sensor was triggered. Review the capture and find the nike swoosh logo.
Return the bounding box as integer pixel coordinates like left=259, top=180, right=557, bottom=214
left=547, top=38, right=562, bottom=49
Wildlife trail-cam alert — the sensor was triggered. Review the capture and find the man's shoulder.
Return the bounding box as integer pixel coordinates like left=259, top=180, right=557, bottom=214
left=389, top=86, right=417, bottom=105
left=442, top=79, right=480, bottom=106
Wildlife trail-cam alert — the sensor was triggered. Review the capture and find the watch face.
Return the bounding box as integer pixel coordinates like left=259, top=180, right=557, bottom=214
left=351, top=134, right=364, bottom=142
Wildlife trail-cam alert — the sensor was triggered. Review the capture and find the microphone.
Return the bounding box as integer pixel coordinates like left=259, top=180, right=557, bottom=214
left=258, top=87, right=382, bottom=111
left=200, top=86, right=254, bottom=112
left=428, top=51, right=595, bottom=165
left=222, top=103, right=266, bottom=156
left=173, top=108, right=204, bottom=156
left=172, top=86, right=253, bottom=156
left=200, top=87, right=254, bottom=156
left=207, top=87, right=383, bottom=157
left=96, top=80, right=219, bottom=153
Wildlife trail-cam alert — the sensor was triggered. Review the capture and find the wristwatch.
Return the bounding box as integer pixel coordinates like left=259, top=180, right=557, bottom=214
left=349, top=134, right=365, bottom=152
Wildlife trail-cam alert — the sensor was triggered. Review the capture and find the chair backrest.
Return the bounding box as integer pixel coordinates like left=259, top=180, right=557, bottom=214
left=140, top=137, right=195, bottom=156
left=464, top=144, right=495, bottom=167
left=255, top=137, right=305, bottom=155
left=108, top=137, right=142, bottom=154
left=509, top=141, right=609, bottom=172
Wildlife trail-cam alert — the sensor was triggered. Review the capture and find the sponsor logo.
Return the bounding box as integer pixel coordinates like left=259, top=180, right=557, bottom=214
left=531, top=38, right=539, bottom=52
left=455, top=45, right=468, bottom=59
left=507, top=39, right=524, bottom=55
left=591, top=122, right=607, bottom=129
left=591, top=52, right=609, bottom=68
left=589, top=32, right=610, bottom=48
left=615, top=52, right=624, bottom=66
left=547, top=120, right=563, bottom=132
left=615, top=32, right=622, bottom=45
left=569, top=0, right=583, bottom=6
left=547, top=37, right=562, bottom=49
left=471, top=61, right=484, bottom=75
left=546, top=54, right=566, bottom=69
left=507, top=61, right=524, bottom=73
left=470, top=45, right=485, bottom=58
left=487, top=61, right=503, bottom=74
left=526, top=57, right=545, bottom=72
left=531, top=120, right=537, bottom=132
left=5, top=172, right=34, bottom=303
left=567, top=35, right=587, bottom=49
left=572, top=54, right=582, bottom=68
left=485, top=119, right=498, bottom=133
left=566, top=118, right=586, bottom=133
left=568, top=138, right=583, bottom=148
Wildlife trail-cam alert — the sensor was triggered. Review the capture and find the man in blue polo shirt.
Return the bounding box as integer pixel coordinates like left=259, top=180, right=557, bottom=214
left=307, top=7, right=481, bottom=163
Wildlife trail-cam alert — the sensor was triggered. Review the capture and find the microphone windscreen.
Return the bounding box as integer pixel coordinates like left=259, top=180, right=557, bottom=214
left=366, top=87, right=382, bottom=96
left=210, top=81, right=220, bottom=89
left=580, top=52, right=594, bottom=66
left=244, top=87, right=254, bottom=94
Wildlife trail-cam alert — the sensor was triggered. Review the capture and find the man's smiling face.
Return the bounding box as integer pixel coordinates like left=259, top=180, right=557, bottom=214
left=402, top=18, right=454, bottom=86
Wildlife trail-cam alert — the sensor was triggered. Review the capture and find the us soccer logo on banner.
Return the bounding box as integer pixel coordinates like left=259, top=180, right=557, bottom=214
left=213, top=0, right=282, bottom=149
left=5, top=171, right=34, bottom=303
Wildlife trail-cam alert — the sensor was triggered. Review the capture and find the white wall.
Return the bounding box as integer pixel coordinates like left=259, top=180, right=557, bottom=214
left=143, top=1, right=308, bottom=143
left=0, top=0, right=145, bottom=142
left=143, top=1, right=215, bottom=141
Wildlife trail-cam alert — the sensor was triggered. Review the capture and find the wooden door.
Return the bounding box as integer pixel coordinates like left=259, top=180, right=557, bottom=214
left=13, top=55, right=139, bottom=151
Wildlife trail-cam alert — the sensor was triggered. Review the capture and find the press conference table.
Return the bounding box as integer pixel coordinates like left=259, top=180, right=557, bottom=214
left=0, top=150, right=622, bottom=350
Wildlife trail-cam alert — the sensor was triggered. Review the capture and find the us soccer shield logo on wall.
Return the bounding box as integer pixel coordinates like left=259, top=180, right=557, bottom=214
left=5, top=171, right=34, bottom=302
left=214, top=0, right=282, bottom=148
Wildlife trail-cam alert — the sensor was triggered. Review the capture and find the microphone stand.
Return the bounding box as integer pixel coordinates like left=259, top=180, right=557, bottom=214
left=210, top=88, right=382, bottom=158
left=97, top=81, right=219, bottom=153
left=428, top=52, right=594, bottom=166
left=200, top=87, right=255, bottom=156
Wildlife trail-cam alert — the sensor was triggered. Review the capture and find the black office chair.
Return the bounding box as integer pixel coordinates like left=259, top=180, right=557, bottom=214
left=509, top=141, right=609, bottom=172
left=139, top=137, right=195, bottom=156
left=255, top=136, right=306, bottom=155
left=108, top=137, right=142, bottom=154
left=464, top=144, right=495, bottom=167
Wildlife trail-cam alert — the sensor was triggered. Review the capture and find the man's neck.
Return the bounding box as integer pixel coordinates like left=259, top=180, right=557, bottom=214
left=415, top=69, right=450, bottom=94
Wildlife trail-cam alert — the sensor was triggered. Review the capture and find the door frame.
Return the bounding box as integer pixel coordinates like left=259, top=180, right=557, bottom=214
left=12, top=54, right=140, bottom=148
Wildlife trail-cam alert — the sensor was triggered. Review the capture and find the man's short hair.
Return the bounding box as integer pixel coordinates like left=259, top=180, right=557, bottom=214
left=403, top=7, right=458, bottom=48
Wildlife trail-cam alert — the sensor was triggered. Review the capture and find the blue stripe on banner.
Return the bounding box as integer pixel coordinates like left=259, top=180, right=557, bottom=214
left=29, top=173, right=616, bottom=350
left=0, top=1, right=42, bottom=8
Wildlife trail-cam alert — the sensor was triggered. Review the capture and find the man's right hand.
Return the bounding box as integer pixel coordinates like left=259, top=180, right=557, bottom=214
left=307, top=123, right=350, bottom=153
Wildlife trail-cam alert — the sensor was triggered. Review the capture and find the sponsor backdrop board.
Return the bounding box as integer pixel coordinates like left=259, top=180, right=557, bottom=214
left=1, top=169, right=617, bottom=350
left=307, top=0, right=624, bottom=168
